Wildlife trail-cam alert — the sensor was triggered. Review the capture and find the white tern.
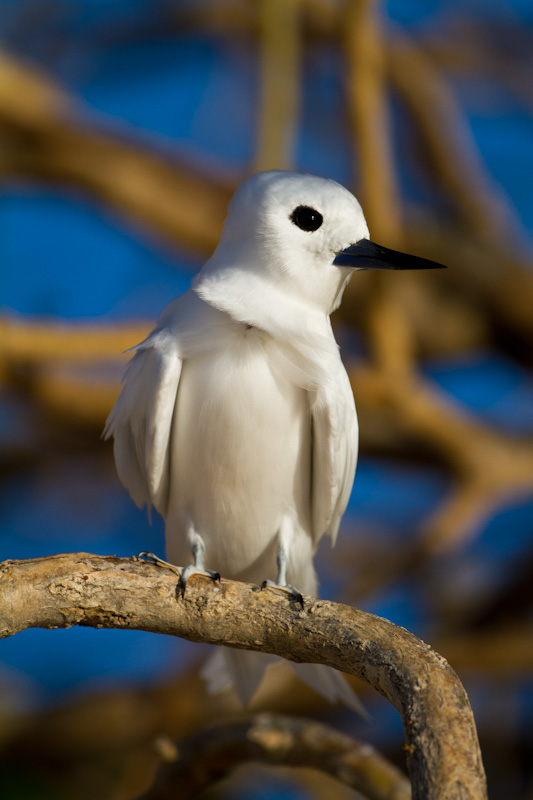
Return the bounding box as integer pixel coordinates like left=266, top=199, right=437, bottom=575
left=105, top=170, right=444, bottom=711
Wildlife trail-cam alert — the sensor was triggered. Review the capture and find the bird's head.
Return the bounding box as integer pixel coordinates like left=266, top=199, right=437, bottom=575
left=197, top=171, right=445, bottom=318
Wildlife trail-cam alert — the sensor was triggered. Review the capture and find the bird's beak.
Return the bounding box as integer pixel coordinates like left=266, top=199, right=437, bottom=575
left=333, top=239, right=446, bottom=271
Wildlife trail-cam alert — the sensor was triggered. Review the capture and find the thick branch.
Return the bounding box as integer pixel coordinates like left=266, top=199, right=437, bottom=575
left=0, top=553, right=486, bottom=800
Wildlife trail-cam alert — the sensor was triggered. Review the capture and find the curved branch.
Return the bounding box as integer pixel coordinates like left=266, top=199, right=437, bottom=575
left=0, top=552, right=486, bottom=800
left=143, top=713, right=410, bottom=800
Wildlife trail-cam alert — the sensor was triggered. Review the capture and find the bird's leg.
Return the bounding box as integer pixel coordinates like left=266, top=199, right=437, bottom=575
left=261, top=521, right=304, bottom=607
left=138, top=529, right=219, bottom=599
left=176, top=527, right=220, bottom=598
left=276, top=545, right=289, bottom=586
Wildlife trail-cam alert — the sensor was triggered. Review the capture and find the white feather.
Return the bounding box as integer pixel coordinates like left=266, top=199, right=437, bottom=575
left=104, top=329, right=182, bottom=515
left=106, top=171, right=369, bottom=710
left=311, top=352, right=358, bottom=546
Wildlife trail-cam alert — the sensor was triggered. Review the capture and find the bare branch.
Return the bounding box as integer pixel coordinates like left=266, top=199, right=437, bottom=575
left=254, top=0, right=302, bottom=172
left=344, top=0, right=402, bottom=244
left=143, top=713, right=411, bottom=800
left=0, top=50, right=232, bottom=256
left=387, top=29, right=523, bottom=243
left=0, top=316, right=150, bottom=364
left=351, top=364, right=533, bottom=553
left=0, top=552, right=487, bottom=800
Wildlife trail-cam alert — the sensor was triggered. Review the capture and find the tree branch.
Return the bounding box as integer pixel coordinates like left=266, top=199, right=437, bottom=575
left=0, top=552, right=487, bottom=800
left=144, top=713, right=411, bottom=800
left=0, top=50, right=232, bottom=256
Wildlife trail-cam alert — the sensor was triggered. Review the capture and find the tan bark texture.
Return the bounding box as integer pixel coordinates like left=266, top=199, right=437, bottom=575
left=0, top=552, right=487, bottom=800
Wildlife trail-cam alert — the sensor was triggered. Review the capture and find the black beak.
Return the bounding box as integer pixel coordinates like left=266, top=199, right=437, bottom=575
left=334, top=239, right=446, bottom=271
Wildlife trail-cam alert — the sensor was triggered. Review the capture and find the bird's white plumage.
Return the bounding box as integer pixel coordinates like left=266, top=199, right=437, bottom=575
left=311, top=354, right=358, bottom=547
left=105, top=171, right=367, bottom=710
left=107, top=327, right=181, bottom=515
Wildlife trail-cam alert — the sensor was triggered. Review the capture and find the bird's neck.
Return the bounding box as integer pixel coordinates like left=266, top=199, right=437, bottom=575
left=193, top=266, right=328, bottom=341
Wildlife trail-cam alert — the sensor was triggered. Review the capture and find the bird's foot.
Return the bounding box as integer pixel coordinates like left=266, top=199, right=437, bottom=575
left=138, top=552, right=220, bottom=597
left=177, top=564, right=220, bottom=598
left=260, top=579, right=304, bottom=608
left=138, top=551, right=181, bottom=576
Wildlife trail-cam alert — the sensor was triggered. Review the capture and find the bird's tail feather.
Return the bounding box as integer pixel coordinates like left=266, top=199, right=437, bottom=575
left=202, top=647, right=366, bottom=716
left=291, top=661, right=367, bottom=716
left=201, top=647, right=278, bottom=706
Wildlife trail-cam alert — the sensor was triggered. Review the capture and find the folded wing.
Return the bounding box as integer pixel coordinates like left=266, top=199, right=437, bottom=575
left=311, top=362, right=358, bottom=546
left=104, top=328, right=182, bottom=516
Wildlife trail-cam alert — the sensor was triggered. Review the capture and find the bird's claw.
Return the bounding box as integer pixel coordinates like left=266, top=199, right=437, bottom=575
left=260, top=579, right=304, bottom=608
left=177, top=566, right=220, bottom=598
left=138, top=552, right=220, bottom=598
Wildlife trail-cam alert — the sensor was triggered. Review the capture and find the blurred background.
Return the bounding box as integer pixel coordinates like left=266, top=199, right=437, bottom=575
left=1, top=1, right=533, bottom=798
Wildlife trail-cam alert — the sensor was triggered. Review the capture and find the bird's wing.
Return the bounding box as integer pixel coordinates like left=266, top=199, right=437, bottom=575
left=311, top=361, right=358, bottom=546
left=104, top=327, right=182, bottom=516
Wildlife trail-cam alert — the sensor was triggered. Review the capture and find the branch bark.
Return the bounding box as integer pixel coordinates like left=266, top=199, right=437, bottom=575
left=0, top=552, right=487, bottom=800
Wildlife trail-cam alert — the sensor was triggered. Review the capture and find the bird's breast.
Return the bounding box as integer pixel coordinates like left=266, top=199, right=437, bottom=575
left=166, top=329, right=312, bottom=577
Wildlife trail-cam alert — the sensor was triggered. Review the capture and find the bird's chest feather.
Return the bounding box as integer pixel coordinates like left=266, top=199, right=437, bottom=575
left=176, top=329, right=308, bottom=464
left=169, top=328, right=312, bottom=554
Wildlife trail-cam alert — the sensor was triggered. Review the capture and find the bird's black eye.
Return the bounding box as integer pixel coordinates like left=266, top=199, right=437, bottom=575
left=290, top=205, right=323, bottom=232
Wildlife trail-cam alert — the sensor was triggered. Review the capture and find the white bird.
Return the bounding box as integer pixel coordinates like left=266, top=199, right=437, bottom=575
left=105, top=170, right=443, bottom=711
